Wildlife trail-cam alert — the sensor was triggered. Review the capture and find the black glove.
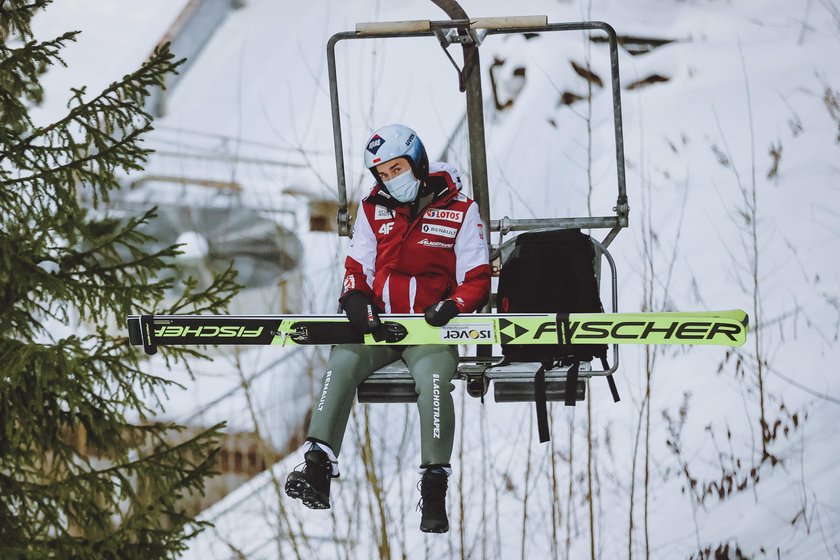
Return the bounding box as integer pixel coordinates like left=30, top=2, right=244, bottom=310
left=424, top=299, right=460, bottom=327
left=343, top=292, right=383, bottom=335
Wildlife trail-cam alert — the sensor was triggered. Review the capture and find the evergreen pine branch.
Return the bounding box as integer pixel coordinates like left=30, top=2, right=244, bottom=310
left=0, top=33, right=79, bottom=147
left=164, top=263, right=240, bottom=315
left=0, top=2, right=241, bottom=557
left=0, top=0, right=53, bottom=42
left=13, top=44, right=178, bottom=150
left=1, top=45, right=180, bottom=222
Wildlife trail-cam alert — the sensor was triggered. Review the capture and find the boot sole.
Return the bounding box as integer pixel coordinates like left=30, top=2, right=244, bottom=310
left=285, top=476, right=330, bottom=510
left=420, top=524, right=449, bottom=534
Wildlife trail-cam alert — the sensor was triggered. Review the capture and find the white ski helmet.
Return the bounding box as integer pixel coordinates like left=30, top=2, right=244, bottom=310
left=363, top=124, right=429, bottom=186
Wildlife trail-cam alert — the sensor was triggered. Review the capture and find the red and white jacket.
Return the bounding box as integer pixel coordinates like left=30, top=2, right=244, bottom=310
left=340, top=162, right=490, bottom=314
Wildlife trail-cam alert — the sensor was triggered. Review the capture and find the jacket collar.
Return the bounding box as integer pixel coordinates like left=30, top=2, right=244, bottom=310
left=365, top=170, right=459, bottom=211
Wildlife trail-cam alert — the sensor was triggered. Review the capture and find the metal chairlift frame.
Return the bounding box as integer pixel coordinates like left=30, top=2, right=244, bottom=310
left=326, top=11, right=629, bottom=404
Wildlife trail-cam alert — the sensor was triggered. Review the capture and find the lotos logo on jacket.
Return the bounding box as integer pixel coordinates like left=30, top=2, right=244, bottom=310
left=425, top=209, right=464, bottom=223
left=367, top=135, right=384, bottom=154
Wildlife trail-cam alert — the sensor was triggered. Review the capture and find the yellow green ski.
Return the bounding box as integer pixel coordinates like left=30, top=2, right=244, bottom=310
left=127, top=310, right=748, bottom=355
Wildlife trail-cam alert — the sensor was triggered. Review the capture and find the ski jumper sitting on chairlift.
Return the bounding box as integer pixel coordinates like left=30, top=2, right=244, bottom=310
left=285, top=123, right=490, bottom=534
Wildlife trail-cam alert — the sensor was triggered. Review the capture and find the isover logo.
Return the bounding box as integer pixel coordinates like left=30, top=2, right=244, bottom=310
left=154, top=325, right=264, bottom=338
left=441, top=323, right=494, bottom=341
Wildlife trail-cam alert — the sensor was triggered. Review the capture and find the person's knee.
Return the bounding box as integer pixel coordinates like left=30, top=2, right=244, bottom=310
left=327, top=344, right=368, bottom=370
left=406, top=345, right=457, bottom=372
left=414, top=371, right=455, bottom=398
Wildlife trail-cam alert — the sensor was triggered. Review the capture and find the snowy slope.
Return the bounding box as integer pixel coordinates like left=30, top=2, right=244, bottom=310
left=30, top=0, right=840, bottom=558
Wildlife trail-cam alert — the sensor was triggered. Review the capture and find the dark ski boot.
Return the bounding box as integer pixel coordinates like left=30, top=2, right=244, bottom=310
left=418, top=467, right=449, bottom=533
left=285, top=449, right=333, bottom=509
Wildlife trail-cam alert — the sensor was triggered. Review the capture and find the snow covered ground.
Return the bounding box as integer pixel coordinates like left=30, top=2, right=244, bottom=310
left=32, top=0, right=840, bottom=558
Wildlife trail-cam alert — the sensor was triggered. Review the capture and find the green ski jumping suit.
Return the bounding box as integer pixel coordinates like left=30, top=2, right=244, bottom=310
left=308, top=344, right=459, bottom=466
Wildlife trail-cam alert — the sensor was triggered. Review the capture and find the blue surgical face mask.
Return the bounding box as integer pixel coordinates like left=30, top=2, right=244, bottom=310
left=383, top=169, right=420, bottom=203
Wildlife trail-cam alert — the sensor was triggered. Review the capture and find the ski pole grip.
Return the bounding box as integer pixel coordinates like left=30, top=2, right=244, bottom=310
left=138, top=314, right=158, bottom=356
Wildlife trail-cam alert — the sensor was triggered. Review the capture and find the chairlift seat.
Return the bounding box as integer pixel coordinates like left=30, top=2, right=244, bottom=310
left=356, top=359, right=590, bottom=404
left=487, top=361, right=589, bottom=402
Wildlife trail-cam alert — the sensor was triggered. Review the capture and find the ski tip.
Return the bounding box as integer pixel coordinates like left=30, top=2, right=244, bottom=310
left=729, top=309, right=749, bottom=330
left=718, top=310, right=749, bottom=345
left=712, top=309, right=749, bottom=330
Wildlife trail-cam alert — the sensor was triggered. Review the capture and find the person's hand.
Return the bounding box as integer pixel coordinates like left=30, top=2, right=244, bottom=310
left=343, top=292, right=382, bottom=335
left=424, top=300, right=460, bottom=327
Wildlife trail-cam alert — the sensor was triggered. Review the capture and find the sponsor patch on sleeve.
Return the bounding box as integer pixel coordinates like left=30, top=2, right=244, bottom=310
left=424, top=209, right=464, bottom=223
left=342, top=275, right=355, bottom=294
left=421, top=223, right=458, bottom=238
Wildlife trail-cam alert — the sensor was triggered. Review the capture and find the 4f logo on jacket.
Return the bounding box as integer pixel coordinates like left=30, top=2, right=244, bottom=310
left=378, top=222, right=394, bottom=235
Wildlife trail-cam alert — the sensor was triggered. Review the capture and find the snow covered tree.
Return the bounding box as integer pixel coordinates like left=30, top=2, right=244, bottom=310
left=0, top=1, right=239, bottom=557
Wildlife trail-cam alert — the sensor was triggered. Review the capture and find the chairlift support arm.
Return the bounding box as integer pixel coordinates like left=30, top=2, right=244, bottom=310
left=327, top=18, right=629, bottom=244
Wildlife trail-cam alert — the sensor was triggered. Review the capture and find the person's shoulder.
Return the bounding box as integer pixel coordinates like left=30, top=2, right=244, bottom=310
left=428, top=161, right=472, bottom=203
left=428, top=161, right=462, bottom=185
left=428, top=161, right=460, bottom=175
left=448, top=190, right=474, bottom=205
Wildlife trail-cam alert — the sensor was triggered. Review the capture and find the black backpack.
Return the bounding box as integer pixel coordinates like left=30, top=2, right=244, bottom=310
left=497, top=228, right=608, bottom=364
left=496, top=228, right=619, bottom=441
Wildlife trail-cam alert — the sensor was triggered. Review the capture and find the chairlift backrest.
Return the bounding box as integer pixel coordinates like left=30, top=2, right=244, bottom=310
left=326, top=17, right=629, bottom=248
